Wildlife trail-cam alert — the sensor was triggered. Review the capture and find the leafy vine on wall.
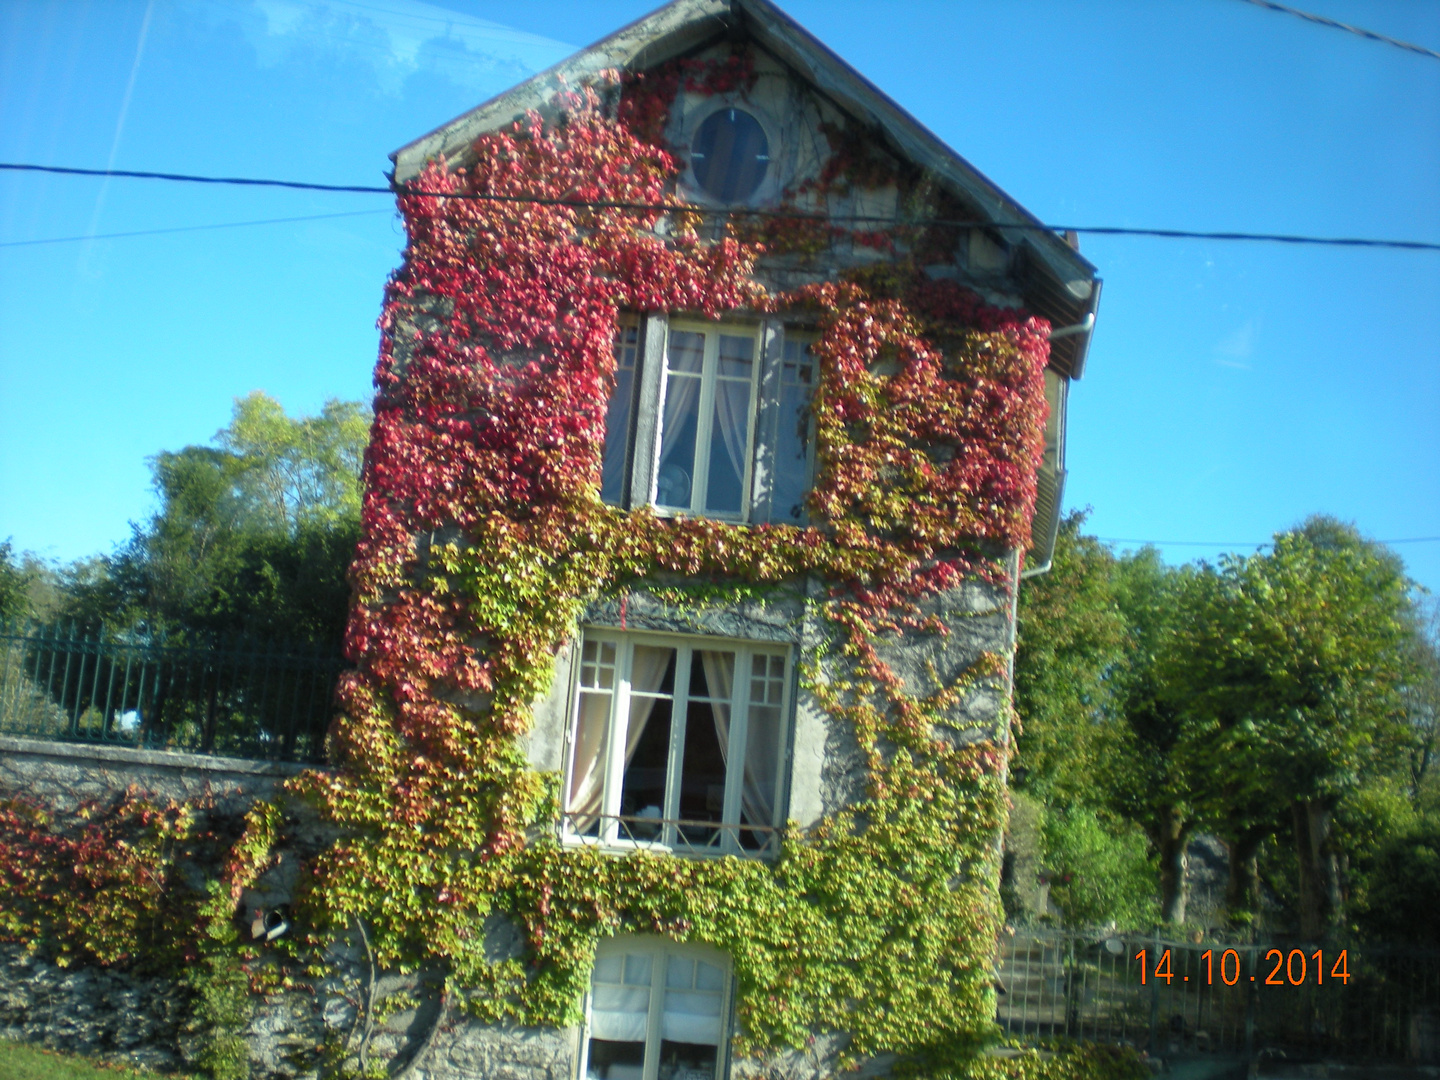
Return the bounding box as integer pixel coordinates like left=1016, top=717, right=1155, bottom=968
left=293, top=65, right=1053, bottom=1075
left=0, top=58, right=1106, bottom=1080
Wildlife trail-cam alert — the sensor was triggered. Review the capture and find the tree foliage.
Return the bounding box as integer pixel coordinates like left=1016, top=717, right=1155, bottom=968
left=1041, top=805, right=1156, bottom=929
left=1012, top=511, right=1126, bottom=803
left=1013, top=513, right=1430, bottom=937
left=0, top=541, right=29, bottom=624
left=60, top=392, right=369, bottom=645
left=1166, top=517, right=1416, bottom=936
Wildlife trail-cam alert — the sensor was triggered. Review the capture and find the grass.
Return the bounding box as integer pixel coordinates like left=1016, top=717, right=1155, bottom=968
left=0, top=1041, right=194, bottom=1080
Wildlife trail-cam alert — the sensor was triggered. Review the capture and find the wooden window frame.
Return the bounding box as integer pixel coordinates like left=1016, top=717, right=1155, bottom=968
left=559, top=629, right=792, bottom=859
left=580, top=937, right=733, bottom=1080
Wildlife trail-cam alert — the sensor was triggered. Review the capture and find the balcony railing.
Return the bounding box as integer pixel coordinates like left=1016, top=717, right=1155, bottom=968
left=0, top=622, right=343, bottom=763
left=558, top=811, right=782, bottom=859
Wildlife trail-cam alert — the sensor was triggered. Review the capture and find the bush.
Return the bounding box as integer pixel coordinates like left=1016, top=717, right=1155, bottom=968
left=1353, top=813, right=1440, bottom=946
left=1041, top=807, right=1156, bottom=929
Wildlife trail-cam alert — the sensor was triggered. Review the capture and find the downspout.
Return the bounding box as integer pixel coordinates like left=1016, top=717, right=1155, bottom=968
left=1046, top=312, right=1094, bottom=341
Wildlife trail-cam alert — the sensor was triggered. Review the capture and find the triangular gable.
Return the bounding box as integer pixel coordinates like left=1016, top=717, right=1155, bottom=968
left=390, top=0, right=1100, bottom=377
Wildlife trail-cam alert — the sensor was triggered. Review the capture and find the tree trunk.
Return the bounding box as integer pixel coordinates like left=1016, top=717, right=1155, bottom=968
left=1293, top=799, right=1339, bottom=941
left=1223, top=827, right=1269, bottom=925
left=1154, top=807, right=1191, bottom=925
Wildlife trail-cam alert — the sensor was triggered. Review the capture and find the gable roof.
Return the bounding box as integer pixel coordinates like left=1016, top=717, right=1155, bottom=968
left=390, top=0, right=1101, bottom=377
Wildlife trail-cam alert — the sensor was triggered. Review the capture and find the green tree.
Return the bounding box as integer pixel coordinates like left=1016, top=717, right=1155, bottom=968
left=65, top=392, right=369, bottom=645
left=1167, top=517, right=1416, bottom=938
left=1352, top=810, right=1440, bottom=946
left=216, top=391, right=367, bottom=532
left=1041, top=805, right=1157, bottom=929
left=1013, top=512, right=1127, bottom=802
left=1100, top=550, right=1202, bottom=924
left=1401, top=598, right=1439, bottom=799
left=0, top=541, right=28, bottom=623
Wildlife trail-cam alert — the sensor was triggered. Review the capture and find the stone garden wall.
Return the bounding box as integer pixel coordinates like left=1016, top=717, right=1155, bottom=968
left=0, top=738, right=585, bottom=1080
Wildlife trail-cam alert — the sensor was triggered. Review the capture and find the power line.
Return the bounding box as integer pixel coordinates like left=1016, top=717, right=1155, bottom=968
left=1235, top=0, right=1440, bottom=63
left=4, top=162, right=1438, bottom=253
left=0, top=209, right=393, bottom=248
left=1097, top=536, right=1440, bottom=548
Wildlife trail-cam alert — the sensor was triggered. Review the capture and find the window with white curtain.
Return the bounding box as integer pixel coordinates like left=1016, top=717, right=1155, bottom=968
left=598, top=318, right=817, bottom=525
left=562, top=631, right=789, bottom=856
left=584, top=938, right=730, bottom=1080
left=654, top=323, right=759, bottom=518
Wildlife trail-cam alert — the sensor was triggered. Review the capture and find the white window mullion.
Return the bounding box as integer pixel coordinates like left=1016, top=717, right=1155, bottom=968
left=721, top=647, right=750, bottom=856
left=690, top=332, right=720, bottom=513
left=663, top=647, right=694, bottom=848
left=643, top=944, right=665, bottom=1080
left=603, top=639, right=635, bottom=847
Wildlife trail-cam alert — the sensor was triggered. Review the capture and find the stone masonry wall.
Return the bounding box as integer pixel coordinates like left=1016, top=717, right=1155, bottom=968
left=0, top=738, right=586, bottom=1080
left=0, top=736, right=305, bottom=814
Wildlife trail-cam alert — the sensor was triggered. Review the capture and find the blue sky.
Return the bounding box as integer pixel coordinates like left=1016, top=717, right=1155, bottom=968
left=1, top=0, right=1437, bottom=592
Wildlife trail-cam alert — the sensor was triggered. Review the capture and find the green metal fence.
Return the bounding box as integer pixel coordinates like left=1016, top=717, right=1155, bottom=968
left=996, top=928, right=1440, bottom=1065
left=0, top=622, right=344, bottom=763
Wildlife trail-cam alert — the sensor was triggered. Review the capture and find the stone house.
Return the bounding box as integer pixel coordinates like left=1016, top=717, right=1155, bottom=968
left=336, top=1, right=1102, bottom=1077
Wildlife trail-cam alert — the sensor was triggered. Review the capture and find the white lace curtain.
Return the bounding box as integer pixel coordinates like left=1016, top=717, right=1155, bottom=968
left=568, top=645, right=777, bottom=836
left=567, top=647, right=672, bottom=832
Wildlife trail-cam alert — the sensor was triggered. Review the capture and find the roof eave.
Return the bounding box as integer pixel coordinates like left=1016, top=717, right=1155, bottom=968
left=390, top=0, right=731, bottom=181
left=730, top=0, right=1095, bottom=291
left=389, top=0, right=1098, bottom=336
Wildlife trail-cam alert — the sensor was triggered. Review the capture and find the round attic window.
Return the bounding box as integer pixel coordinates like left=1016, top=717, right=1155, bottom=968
left=690, top=108, right=770, bottom=202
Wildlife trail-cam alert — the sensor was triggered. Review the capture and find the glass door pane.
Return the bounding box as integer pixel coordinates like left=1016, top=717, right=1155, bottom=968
left=617, top=646, right=675, bottom=842
left=740, top=652, right=786, bottom=851
left=568, top=639, right=618, bottom=837
left=704, top=335, right=754, bottom=515
left=676, top=650, right=734, bottom=849
left=588, top=951, right=653, bottom=1080
left=659, top=954, right=724, bottom=1079
left=657, top=331, right=705, bottom=509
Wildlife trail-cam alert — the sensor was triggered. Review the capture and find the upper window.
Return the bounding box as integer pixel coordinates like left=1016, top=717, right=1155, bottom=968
left=584, top=938, right=730, bottom=1080
left=656, top=324, right=758, bottom=518
left=691, top=108, right=770, bottom=203
left=598, top=319, right=815, bottom=525
left=562, top=630, right=789, bottom=857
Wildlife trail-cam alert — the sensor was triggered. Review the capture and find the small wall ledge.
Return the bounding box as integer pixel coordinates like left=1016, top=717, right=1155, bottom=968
left=0, top=735, right=323, bottom=813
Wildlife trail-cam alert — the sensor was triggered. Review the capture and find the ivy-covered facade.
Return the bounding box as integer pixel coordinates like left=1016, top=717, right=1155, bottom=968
left=315, top=1, right=1103, bottom=1077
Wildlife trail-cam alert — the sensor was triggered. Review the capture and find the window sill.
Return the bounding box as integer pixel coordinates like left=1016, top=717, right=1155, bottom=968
left=649, top=505, right=749, bottom=525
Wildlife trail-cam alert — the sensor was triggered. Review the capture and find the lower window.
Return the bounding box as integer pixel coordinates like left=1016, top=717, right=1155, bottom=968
left=563, top=631, right=789, bottom=855
left=585, top=939, right=730, bottom=1080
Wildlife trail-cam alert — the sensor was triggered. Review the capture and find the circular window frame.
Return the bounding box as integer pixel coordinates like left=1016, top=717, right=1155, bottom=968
left=679, top=98, right=781, bottom=209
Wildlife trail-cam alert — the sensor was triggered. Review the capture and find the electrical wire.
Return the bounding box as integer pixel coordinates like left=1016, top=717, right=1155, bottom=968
left=1096, top=536, right=1440, bottom=548
left=0, top=208, right=393, bottom=248
left=3, top=162, right=1438, bottom=253
left=1235, top=0, right=1440, bottom=63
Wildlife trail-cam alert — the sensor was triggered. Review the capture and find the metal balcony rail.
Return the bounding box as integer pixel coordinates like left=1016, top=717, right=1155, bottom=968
left=558, top=811, right=783, bottom=859
left=0, top=622, right=343, bottom=763
left=995, top=928, right=1440, bottom=1065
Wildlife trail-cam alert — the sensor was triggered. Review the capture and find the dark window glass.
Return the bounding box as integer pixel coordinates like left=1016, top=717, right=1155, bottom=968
left=770, top=338, right=815, bottom=523
left=691, top=108, right=770, bottom=203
